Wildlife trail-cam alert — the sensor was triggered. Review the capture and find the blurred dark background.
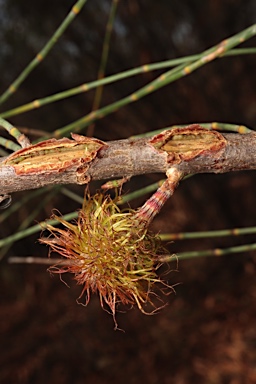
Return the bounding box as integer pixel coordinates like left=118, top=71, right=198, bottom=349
left=1, top=0, right=256, bottom=383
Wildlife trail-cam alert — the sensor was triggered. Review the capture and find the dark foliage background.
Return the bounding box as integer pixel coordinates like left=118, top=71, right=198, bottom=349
left=1, top=0, right=256, bottom=383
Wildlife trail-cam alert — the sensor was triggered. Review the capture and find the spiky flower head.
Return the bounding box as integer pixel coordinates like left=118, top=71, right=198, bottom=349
left=40, top=193, right=170, bottom=325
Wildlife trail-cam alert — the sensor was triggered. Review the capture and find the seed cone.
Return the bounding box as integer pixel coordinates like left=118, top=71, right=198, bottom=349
left=40, top=194, right=170, bottom=324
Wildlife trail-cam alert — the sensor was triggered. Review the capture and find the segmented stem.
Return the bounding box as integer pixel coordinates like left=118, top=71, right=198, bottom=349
left=161, top=242, right=256, bottom=262
left=1, top=48, right=255, bottom=121
left=52, top=24, right=256, bottom=137
left=160, top=226, right=256, bottom=241
left=135, top=168, right=182, bottom=225
left=132, top=122, right=253, bottom=139
left=87, top=0, right=119, bottom=137
left=0, top=0, right=88, bottom=105
left=0, top=117, right=30, bottom=148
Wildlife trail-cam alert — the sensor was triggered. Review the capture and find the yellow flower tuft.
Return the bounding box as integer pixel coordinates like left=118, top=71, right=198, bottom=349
left=40, top=193, right=170, bottom=326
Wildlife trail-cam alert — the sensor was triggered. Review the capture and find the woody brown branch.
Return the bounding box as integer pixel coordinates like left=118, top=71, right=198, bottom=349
left=0, top=125, right=256, bottom=195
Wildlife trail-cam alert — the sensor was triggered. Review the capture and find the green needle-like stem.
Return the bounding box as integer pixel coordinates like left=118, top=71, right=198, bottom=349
left=160, top=226, right=256, bottom=241
left=53, top=24, right=256, bottom=137
left=1, top=48, right=255, bottom=121
left=0, top=211, right=78, bottom=248
left=0, top=0, right=88, bottom=105
left=161, top=242, right=256, bottom=261
left=87, top=0, right=119, bottom=137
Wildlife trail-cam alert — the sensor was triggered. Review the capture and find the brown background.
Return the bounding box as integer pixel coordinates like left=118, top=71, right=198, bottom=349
left=1, top=1, right=256, bottom=382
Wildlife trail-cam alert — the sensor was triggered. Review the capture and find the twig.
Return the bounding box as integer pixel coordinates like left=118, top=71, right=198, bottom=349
left=87, top=0, right=119, bottom=137
left=0, top=0, right=88, bottom=105
left=0, top=117, right=30, bottom=148
left=0, top=48, right=255, bottom=121
left=8, top=257, right=64, bottom=265
left=1, top=124, right=256, bottom=195
left=160, top=242, right=256, bottom=262
left=52, top=24, right=256, bottom=138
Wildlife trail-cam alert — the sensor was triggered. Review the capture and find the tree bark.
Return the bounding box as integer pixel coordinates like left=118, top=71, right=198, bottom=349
left=1, top=125, right=256, bottom=195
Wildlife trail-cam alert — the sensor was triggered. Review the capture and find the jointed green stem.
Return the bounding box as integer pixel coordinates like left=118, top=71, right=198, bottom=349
left=7, top=240, right=256, bottom=264
left=0, top=187, right=50, bottom=224
left=61, top=187, right=84, bottom=204
left=0, top=0, right=88, bottom=106
left=161, top=242, right=256, bottom=261
left=0, top=137, right=20, bottom=152
left=0, top=211, right=78, bottom=248
left=0, top=117, right=30, bottom=148
left=0, top=188, right=58, bottom=260
left=60, top=180, right=165, bottom=207
left=119, top=180, right=165, bottom=204
left=0, top=48, right=255, bottom=121
left=53, top=24, right=256, bottom=137
left=131, top=122, right=253, bottom=139
left=87, top=0, right=119, bottom=137
left=160, top=226, right=256, bottom=241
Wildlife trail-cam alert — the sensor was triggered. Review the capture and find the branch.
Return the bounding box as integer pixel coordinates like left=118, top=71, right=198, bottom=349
left=1, top=124, right=256, bottom=196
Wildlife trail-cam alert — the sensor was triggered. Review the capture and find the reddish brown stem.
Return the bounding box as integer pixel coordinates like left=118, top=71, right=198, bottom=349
left=135, top=168, right=182, bottom=224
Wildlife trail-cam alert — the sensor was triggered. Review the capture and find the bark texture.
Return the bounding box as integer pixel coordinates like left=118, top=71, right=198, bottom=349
left=0, top=127, right=256, bottom=195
